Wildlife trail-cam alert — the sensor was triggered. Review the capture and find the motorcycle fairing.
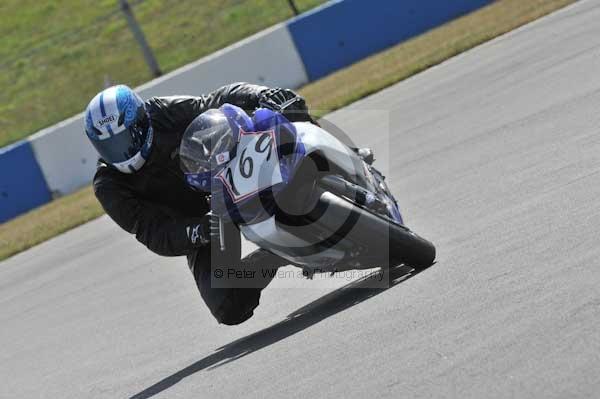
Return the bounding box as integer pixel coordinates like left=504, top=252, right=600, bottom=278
left=209, top=105, right=307, bottom=225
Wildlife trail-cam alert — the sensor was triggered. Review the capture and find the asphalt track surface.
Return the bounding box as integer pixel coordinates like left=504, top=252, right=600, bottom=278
left=2, top=2, right=600, bottom=397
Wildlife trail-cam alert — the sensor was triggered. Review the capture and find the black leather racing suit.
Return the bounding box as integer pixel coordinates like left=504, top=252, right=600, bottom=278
left=93, top=82, right=291, bottom=325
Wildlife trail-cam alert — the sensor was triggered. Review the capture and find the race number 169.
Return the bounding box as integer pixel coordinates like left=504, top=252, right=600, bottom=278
left=218, top=130, right=283, bottom=202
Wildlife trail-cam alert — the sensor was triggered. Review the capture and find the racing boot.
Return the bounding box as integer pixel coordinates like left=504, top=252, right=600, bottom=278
left=238, top=248, right=290, bottom=290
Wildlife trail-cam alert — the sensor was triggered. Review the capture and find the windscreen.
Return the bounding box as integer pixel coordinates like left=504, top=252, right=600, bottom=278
left=179, top=109, right=235, bottom=175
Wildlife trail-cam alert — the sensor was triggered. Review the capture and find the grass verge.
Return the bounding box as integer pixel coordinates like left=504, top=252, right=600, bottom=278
left=0, top=0, right=578, bottom=262
left=0, top=0, right=325, bottom=148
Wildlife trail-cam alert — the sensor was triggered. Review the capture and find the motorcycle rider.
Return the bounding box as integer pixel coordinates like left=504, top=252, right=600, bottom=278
left=85, top=82, right=314, bottom=325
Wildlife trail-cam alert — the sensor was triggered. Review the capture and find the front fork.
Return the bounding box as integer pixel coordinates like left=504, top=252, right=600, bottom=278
left=219, top=217, right=226, bottom=252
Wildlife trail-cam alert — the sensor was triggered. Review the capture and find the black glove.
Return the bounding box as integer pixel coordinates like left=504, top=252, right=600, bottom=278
left=185, top=213, right=220, bottom=247
left=258, top=88, right=315, bottom=123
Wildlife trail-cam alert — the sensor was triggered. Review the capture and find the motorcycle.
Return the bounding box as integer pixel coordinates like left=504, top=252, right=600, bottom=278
left=180, top=103, right=435, bottom=278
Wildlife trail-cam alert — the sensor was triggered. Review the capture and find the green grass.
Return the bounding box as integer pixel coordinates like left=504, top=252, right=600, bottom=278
left=0, top=186, right=101, bottom=261
left=0, top=0, right=325, bottom=148
left=0, top=0, right=578, bottom=262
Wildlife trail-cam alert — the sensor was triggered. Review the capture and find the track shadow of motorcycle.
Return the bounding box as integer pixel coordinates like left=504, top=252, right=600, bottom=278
left=129, top=264, right=433, bottom=399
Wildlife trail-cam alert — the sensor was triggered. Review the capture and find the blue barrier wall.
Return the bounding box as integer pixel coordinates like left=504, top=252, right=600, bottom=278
left=0, top=141, right=52, bottom=223
left=287, top=0, right=493, bottom=81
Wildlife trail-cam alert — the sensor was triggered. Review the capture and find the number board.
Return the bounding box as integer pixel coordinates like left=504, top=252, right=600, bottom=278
left=216, top=129, right=283, bottom=203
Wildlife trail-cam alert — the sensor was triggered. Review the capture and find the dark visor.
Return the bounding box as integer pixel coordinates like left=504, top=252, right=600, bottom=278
left=91, top=128, right=141, bottom=163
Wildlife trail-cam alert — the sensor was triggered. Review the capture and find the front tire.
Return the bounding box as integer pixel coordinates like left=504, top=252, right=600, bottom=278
left=306, top=191, right=436, bottom=269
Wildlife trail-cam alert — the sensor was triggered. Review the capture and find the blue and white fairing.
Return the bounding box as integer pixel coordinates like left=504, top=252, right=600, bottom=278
left=186, top=104, right=306, bottom=225
left=183, top=104, right=409, bottom=269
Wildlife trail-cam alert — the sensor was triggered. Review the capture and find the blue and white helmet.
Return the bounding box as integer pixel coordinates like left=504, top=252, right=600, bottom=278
left=84, top=85, right=153, bottom=173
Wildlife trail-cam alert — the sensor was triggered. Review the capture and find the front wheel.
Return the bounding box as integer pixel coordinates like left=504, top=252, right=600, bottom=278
left=306, top=191, right=436, bottom=269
